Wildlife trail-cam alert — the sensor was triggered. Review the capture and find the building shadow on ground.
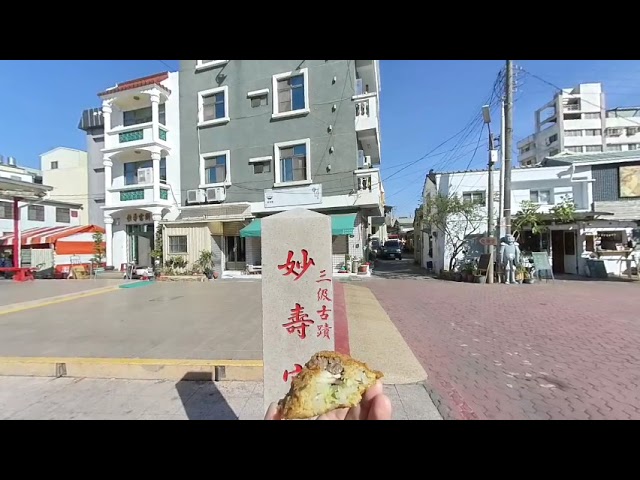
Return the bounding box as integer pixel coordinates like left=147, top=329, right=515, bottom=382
left=175, top=372, right=238, bottom=420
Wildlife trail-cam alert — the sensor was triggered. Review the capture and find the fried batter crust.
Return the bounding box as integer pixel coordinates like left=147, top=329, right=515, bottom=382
left=278, top=351, right=383, bottom=419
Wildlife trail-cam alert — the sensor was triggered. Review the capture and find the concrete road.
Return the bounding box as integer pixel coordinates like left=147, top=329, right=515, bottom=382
left=0, top=282, right=262, bottom=360
left=370, top=254, right=433, bottom=281
left=365, top=264, right=640, bottom=420
left=0, top=279, right=124, bottom=307
left=0, top=376, right=442, bottom=420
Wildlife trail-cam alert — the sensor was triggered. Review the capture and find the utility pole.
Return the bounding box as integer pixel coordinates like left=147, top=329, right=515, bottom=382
left=504, top=60, right=514, bottom=235
left=482, top=106, right=497, bottom=284
left=497, top=98, right=506, bottom=241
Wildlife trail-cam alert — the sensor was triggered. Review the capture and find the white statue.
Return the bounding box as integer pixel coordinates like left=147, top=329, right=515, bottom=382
left=500, top=234, right=521, bottom=285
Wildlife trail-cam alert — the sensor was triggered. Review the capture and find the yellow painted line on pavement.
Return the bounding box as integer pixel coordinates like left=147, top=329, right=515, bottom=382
left=0, top=285, right=120, bottom=316
left=0, top=357, right=263, bottom=367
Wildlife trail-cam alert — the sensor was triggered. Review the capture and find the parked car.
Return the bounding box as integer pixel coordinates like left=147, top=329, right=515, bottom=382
left=380, top=240, right=403, bottom=260
left=370, top=238, right=381, bottom=256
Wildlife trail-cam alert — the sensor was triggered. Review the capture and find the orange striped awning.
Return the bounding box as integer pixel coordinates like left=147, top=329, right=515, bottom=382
left=0, top=225, right=105, bottom=246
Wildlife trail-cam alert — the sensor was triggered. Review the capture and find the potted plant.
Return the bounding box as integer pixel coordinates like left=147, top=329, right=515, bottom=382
left=515, top=265, right=527, bottom=284
left=197, top=250, right=215, bottom=280
left=522, top=267, right=535, bottom=284
left=462, top=263, right=476, bottom=282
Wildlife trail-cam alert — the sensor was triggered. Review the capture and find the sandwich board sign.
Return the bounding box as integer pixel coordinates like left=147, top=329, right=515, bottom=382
left=261, top=208, right=336, bottom=414
left=531, top=252, right=554, bottom=282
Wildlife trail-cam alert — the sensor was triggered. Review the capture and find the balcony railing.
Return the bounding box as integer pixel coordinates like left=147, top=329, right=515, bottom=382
left=112, top=185, right=171, bottom=204
left=104, top=122, right=170, bottom=150
left=564, top=104, right=580, bottom=111
left=354, top=93, right=379, bottom=132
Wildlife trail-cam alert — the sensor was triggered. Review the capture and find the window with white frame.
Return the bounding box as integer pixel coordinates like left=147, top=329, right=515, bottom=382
left=247, top=89, right=269, bottom=108
left=201, top=151, right=230, bottom=186
left=606, top=144, right=622, bottom=152
left=168, top=235, right=188, bottom=254
left=530, top=189, right=551, bottom=204
left=50, top=161, right=59, bottom=169
left=585, top=129, right=601, bottom=136
left=198, top=86, right=229, bottom=126
left=583, top=112, right=600, bottom=119
left=195, top=60, right=229, bottom=70
left=566, top=146, right=583, bottom=153
left=628, top=144, right=640, bottom=150
left=565, top=130, right=582, bottom=137
left=28, top=205, right=44, bottom=221
left=586, top=145, right=602, bottom=152
left=462, top=191, right=485, bottom=205
left=56, top=207, right=70, bottom=223
left=274, top=139, right=311, bottom=186
left=0, top=202, right=13, bottom=220
left=272, top=68, right=309, bottom=119
left=250, top=156, right=272, bottom=175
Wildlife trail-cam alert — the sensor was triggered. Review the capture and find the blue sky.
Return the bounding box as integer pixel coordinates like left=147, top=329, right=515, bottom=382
left=2, top=59, right=640, bottom=217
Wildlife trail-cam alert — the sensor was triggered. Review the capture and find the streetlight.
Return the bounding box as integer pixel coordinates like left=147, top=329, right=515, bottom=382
left=482, top=105, right=497, bottom=284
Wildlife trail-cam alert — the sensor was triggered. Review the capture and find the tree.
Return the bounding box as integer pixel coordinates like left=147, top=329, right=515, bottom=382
left=425, top=194, right=484, bottom=271
left=150, top=225, right=164, bottom=267
left=550, top=196, right=576, bottom=224
left=512, top=200, right=546, bottom=242
left=91, top=232, right=106, bottom=265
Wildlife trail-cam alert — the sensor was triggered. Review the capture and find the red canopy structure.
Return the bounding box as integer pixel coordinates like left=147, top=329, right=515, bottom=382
left=0, top=225, right=102, bottom=247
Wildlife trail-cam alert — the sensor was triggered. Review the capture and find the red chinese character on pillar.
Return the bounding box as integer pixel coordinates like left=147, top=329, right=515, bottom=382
left=316, top=269, right=331, bottom=283
left=317, top=305, right=332, bottom=322
left=317, top=287, right=332, bottom=302
left=278, top=249, right=315, bottom=281
left=317, top=323, right=332, bottom=339
left=282, top=303, right=315, bottom=339
left=283, top=363, right=303, bottom=382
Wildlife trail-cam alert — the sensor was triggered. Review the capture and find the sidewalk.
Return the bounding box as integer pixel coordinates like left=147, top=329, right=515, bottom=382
left=0, top=376, right=442, bottom=420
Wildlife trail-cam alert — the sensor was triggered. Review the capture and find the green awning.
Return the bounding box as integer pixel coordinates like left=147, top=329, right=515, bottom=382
left=239, top=213, right=356, bottom=238
left=240, top=218, right=262, bottom=238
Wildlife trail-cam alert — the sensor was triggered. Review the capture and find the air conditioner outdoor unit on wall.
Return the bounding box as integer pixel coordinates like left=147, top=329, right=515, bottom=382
left=206, top=187, right=226, bottom=203
left=137, top=167, right=153, bottom=184
left=186, top=189, right=206, bottom=204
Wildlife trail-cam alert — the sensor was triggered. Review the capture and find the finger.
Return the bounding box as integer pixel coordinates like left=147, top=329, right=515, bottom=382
left=264, top=402, right=282, bottom=420
left=367, top=394, right=393, bottom=420
left=362, top=380, right=384, bottom=403
left=345, top=381, right=384, bottom=420
left=317, top=408, right=349, bottom=420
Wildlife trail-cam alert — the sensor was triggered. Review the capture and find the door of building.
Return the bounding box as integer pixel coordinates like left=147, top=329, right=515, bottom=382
left=225, top=236, right=246, bottom=271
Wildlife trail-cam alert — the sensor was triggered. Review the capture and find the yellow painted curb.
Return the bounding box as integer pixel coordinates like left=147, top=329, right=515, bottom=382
left=0, top=356, right=263, bottom=382
left=0, top=285, right=120, bottom=316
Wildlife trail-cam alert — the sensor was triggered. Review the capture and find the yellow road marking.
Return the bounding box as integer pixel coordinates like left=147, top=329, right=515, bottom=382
left=0, top=357, right=263, bottom=367
left=0, top=285, right=120, bottom=316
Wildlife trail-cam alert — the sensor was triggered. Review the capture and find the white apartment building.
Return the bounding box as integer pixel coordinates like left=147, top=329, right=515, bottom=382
left=40, top=147, right=89, bottom=224
left=517, top=83, right=640, bottom=167
left=419, top=163, right=636, bottom=277
left=98, top=71, right=181, bottom=270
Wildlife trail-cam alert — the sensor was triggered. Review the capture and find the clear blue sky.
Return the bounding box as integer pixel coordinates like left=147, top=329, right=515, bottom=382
left=2, top=59, right=640, bottom=217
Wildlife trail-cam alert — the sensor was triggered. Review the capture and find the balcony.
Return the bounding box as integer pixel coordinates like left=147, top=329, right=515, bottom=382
left=353, top=168, right=383, bottom=216
left=354, top=93, right=379, bottom=132
left=110, top=185, right=171, bottom=205
left=564, top=103, right=581, bottom=111
left=104, top=122, right=170, bottom=151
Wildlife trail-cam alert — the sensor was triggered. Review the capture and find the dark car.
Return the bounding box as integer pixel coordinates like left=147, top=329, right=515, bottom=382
left=380, top=240, right=402, bottom=260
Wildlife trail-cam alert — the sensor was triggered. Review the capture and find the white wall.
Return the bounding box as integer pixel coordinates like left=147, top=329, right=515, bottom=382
left=0, top=200, right=81, bottom=236
left=163, top=71, right=181, bottom=206
left=40, top=148, right=89, bottom=224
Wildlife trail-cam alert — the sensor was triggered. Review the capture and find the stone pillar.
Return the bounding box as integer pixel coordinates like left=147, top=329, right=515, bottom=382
left=102, top=101, right=112, bottom=148
left=104, top=216, right=113, bottom=268
left=103, top=156, right=113, bottom=207
left=261, top=208, right=335, bottom=413
left=150, top=91, right=160, bottom=143
left=151, top=150, right=161, bottom=202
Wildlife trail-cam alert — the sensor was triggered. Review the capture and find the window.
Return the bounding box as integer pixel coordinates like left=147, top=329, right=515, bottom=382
left=123, top=104, right=166, bottom=126
left=0, top=202, right=13, bottom=220
left=547, top=134, right=558, bottom=144
left=50, top=161, right=58, bottom=170
left=548, top=148, right=560, bottom=156
left=566, top=146, right=583, bottom=153
left=627, top=127, right=639, bottom=136
left=583, top=112, right=600, bottom=119
left=200, top=150, right=231, bottom=186
left=168, top=235, right=188, bottom=254
left=56, top=207, right=70, bottom=223
left=530, top=189, right=551, bottom=204
left=124, top=159, right=166, bottom=185
left=272, top=68, right=310, bottom=119
left=247, top=89, right=269, bottom=108
left=606, top=144, right=622, bottom=152
left=586, top=145, right=603, bottom=152
left=28, top=205, right=44, bottom=221
left=198, top=86, right=229, bottom=126
left=565, top=130, right=582, bottom=137
left=195, top=60, right=229, bottom=70
left=598, top=231, right=623, bottom=251
left=462, top=191, right=486, bottom=205
left=585, top=129, right=601, bottom=136
left=274, top=139, right=311, bottom=186
left=628, top=144, right=640, bottom=150
left=250, top=156, right=272, bottom=175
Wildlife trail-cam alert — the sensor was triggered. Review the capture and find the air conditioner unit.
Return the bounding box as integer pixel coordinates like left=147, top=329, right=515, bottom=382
left=186, top=189, right=205, bottom=204
left=206, top=187, right=226, bottom=203
left=137, top=167, right=153, bottom=184
left=363, top=156, right=372, bottom=168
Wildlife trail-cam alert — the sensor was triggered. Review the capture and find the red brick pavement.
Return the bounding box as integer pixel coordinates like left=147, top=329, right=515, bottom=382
left=366, top=278, right=640, bottom=420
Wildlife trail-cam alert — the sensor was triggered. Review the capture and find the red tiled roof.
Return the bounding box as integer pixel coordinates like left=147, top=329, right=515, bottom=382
left=98, top=71, right=171, bottom=97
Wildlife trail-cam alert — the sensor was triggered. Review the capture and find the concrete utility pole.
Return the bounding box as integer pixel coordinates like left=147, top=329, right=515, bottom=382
left=504, top=60, right=514, bottom=235
left=497, top=98, right=506, bottom=241
left=482, top=105, right=497, bottom=284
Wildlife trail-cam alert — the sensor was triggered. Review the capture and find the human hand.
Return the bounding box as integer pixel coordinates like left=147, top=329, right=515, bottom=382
left=264, top=380, right=392, bottom=420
